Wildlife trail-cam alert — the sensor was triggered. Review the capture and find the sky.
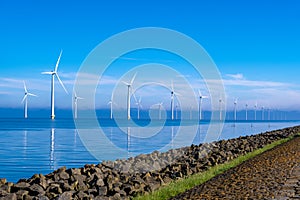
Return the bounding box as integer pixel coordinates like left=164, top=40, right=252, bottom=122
left=0, top=0, right=300, bottom=114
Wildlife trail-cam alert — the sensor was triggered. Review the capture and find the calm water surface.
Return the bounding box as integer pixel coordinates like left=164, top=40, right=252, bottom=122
left=0, top=118, right=299, bottom=182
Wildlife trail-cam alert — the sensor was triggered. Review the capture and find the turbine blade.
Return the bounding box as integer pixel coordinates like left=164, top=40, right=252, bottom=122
left=171, top=80, right=174, bottom=91
left=198, top=89, right=202, bottom=97
left=21, top=95, right=27, bottom=103
left=41, top=72, right=53, bottom=75
left=130, top=72, right=137, bottom=85
left=122, top=81, right=130, bottom=86
left=174, top=92, right=181, bottom=96
left=55, top=73, right=68, bottom=94
left=23, top=81, right=27, bottom=93
left=27, top=93, right=38, bottom=97
left=132, top=93, right=137, bottom=103
left=54, top=50, right=63, bottom=72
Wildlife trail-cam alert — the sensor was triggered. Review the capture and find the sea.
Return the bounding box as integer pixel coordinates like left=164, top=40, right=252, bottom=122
left=0, top=118, right=299, bottom=183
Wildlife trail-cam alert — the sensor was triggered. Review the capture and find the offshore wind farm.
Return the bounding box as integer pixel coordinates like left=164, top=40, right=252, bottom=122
left=1, top=2, right=300, bottom=198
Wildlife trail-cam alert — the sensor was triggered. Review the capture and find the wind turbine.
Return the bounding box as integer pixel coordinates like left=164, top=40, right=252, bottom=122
left=135, top=96, right=142, bottom=120
left=123, top=73, right=137, bottom=120
left=198, top=90, right=208, bottom=121
left=155, top=102, right=163, bottom=120
left=73, top=92, right=83, bottom=119
left=245, top=103, right=248, bottom=121
left=261, top=106, right=265, bottom=120
left=108, top=100, right=113, bottom=119
left=21, top=81, right=37, bottom=118
left=170, top=81, right=180, bottom=120
left=254, top=102, right=258, bottom=121
left=175, top=104, right=179, bottom=120
left=42, top=50, right=68, bottom=119
left=219, top=96, right=222, bottom=121
left=234, top=98, right=238, bottom=121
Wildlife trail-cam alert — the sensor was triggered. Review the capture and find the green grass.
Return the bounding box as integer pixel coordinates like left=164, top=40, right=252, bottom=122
left=134, top=134, right=298, bottom=200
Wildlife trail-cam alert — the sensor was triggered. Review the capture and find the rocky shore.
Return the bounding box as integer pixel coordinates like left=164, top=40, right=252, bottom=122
left=170, top=133, right=300, bottom=200
left=0, top=126, right=299, bottom=200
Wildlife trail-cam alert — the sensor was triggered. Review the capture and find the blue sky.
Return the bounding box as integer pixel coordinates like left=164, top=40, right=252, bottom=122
left=0, top=0, right=300, bottom=112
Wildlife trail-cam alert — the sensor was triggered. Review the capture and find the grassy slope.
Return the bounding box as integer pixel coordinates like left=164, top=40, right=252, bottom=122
left=134, top=134, right=299, bottom=200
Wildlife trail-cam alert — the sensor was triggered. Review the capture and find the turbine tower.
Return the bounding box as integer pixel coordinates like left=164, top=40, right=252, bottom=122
left=261, top=106, right=265, bottom=120
left=73, top=92, right=83, bottom=119
left=135, top=96, right=142, bottom=120
left=198, top=90, right=208, bottom=121
left=42, top=50, right=68, bottom=120
left=123, top=73, right=137, bottom=120
left=245, top=103, right=248, bottom=121
left=170, top=81, right=180, bottom=120
left=254, top=102, right=258, bottom=121
left=234, top=98, right=238, bottom=121
left=219, top=97, right=222, bottom=121
left=155, top=102, right=163, bottom=120
left=108, top=100, right=113, bottom=119
left=175, top=104, right=179, bottom=120
left=21, top=81, right=37, bottom=118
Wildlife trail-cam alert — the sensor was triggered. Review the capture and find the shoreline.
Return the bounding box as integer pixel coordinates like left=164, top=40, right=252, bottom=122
left=0, top=125, right=300, bottom=199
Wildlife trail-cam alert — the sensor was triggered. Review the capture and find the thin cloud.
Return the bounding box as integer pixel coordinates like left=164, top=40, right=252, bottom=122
left=226, top=73, right=244, bottom=80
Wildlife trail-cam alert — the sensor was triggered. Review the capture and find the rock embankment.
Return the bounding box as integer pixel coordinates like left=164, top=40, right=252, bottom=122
left=170, top=134, right=300, bottom=200
left=0, top=126, right=299, bottom=200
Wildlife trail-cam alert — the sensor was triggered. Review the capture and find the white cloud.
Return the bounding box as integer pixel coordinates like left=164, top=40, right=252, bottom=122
left=226, top=73, right=244, bottom=80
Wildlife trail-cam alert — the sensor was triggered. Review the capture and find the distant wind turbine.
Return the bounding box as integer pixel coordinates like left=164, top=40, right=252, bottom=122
left=198, top=90, right=208, bottom=121
left=175, top=104, right=179, bottom=120
left=261, top=106, right=265, bottom=120
left=135, top=96, right=142, bottom=120
left=234, top=98, right=238, bottom=121
left=170, top=81, right=180, bottom=120
left=42, top=50, right=68, bottom=119
left=254, top=102, right=258, bottom=121
left=219, top=96, right=222, bottom=120
left=107, top=99, right=114, bottom=119
left=245, top=103, right=248, bottom=121
left=21, top=81, right=37, bottom=118
left=154, top=102, right=163, bottom=120
left=123, top=73, right=137, bottom=120
left=73, top=92, right=83, bottom=119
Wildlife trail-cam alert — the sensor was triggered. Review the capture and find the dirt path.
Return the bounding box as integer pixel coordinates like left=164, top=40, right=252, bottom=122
left=170, top=136, right=300, bottom=200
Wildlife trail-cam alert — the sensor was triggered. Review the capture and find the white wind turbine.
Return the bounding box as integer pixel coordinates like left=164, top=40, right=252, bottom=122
left=245, top=103, right=248, bottom=121
left=42, top=50, right=68, bottom=119
left=175, top=104, right=179, bottom=120
left=234, top=98, right=238, bottom=121
left=219, top=96, right=222, bottom=121
left=123, top=73, right=137, bottom=120
left=21, top=81, right=37, bottom=119
left=261, top=106, right=265, bottom=120
left=198, top=90, right=208, bottom=121
left=135, top=96, right=142, bottom=120
left=107, top=99, right=113, bottom=119
left=73, top=92, right=83, bottom=119
left=254, top=102, right=258, bottom=121
left=154, top=102, right=164, bottom=120
left=170, top=81, right=180, bottom=120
